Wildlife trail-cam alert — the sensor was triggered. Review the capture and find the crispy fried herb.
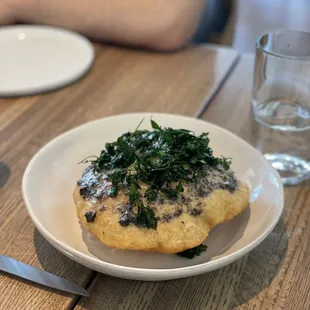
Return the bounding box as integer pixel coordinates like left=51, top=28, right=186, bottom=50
left=176, top=182, right=184, bottom=192
left=218, top=156, right=232, bottom=170
left=107, top=170, right=126, bottom=196
left=177, top=244, right=208, bottom=259
left=145, top=187, right=158, bottom=202
left=80, top=119, right=231, bottom=230
left=136, top=204, right=157, bottom=229
left=127, top=174, right=158, bottom=229
left=151, top=119, right=162, bottom=130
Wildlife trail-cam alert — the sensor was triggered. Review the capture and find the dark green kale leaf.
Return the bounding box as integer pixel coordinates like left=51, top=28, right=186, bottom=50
left=145, top=187, right=158, bottom=202
left=150, top=119, right=162, bottom=130
left=107, top=169, right=127, bottom=196
left=177, top=244, right=208, bottom=259
left=136, top=203, right=158, bottom=230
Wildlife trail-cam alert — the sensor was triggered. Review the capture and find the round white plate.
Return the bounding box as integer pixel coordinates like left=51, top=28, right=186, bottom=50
left=22, top=113, right=284, bottom=281
left=0, top=25, right=94, bottom=96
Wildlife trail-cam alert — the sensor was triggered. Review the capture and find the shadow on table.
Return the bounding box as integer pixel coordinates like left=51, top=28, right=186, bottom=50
left=34, top=228, right=73, bottom=274
left=0, top=161, right=10, bottom=188
left=34, top=228, right=94, bottom=294
left=229, top=216, right=288, bottom=309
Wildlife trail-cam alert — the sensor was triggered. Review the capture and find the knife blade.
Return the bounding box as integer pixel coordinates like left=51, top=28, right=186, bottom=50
left=0, top=255, right=89, bottom=297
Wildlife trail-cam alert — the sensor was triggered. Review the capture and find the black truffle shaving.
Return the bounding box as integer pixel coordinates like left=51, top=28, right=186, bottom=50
left=85, top=210, right=97, bottom=223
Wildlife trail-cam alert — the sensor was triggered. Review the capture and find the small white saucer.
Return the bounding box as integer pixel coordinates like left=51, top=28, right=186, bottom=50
left=0, top=25, right=94, bottom=96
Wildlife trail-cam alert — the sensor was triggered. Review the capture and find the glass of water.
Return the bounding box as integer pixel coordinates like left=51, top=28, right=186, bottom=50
left=252, top=30, right=310, bottom=185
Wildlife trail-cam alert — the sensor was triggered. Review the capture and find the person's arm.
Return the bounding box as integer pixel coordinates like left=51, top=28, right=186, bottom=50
left=0, top=1, right=15, bottom=24
left=5, top=0, right=206, bottom=51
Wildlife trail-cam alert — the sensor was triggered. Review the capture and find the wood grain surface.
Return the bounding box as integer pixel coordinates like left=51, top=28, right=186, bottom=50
left=75, top=56, right=310, bottom=310
left=203, top=56, right=310, bottom=309
left=0, top=44, right=238, bottom=310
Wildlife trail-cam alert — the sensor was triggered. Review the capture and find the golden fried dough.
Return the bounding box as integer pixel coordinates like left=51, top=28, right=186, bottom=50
left=73, top=181, right=249, bottom=254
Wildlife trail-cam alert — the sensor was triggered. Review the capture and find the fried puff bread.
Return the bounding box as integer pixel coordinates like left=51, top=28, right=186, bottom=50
left=74, top=120, right=250, bottom=255
left=74, top=178, right=249, bottom=254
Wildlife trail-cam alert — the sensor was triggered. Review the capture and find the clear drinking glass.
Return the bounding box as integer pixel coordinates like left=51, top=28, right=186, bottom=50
left=252, top=30, right=310, bottom=185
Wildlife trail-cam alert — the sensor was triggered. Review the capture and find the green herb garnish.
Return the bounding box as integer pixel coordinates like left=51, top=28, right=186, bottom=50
left=177, top=244, right=208, bottom=259
left=80, top=119, right=231, bottom=230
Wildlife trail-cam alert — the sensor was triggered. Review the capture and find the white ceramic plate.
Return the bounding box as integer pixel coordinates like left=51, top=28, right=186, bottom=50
left=22, top=113, right=284, bottom=281
left=0, top=25, right=94, bottom=96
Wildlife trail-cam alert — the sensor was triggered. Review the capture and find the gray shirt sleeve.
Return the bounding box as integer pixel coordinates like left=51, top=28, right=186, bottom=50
left=192, top=0, right=229, bottom=44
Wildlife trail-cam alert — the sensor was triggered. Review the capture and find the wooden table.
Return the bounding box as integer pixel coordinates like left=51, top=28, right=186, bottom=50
left=0, top=44, right=238, bottom=310
left=1, top=44, right=309, bottom=310
left=201, top=55, right=310, bottom=310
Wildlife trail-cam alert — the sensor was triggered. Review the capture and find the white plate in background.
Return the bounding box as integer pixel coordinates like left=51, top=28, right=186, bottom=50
left=22, top=113, right=284, bottom=281
left=0, top=25, right=94, bottom=96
